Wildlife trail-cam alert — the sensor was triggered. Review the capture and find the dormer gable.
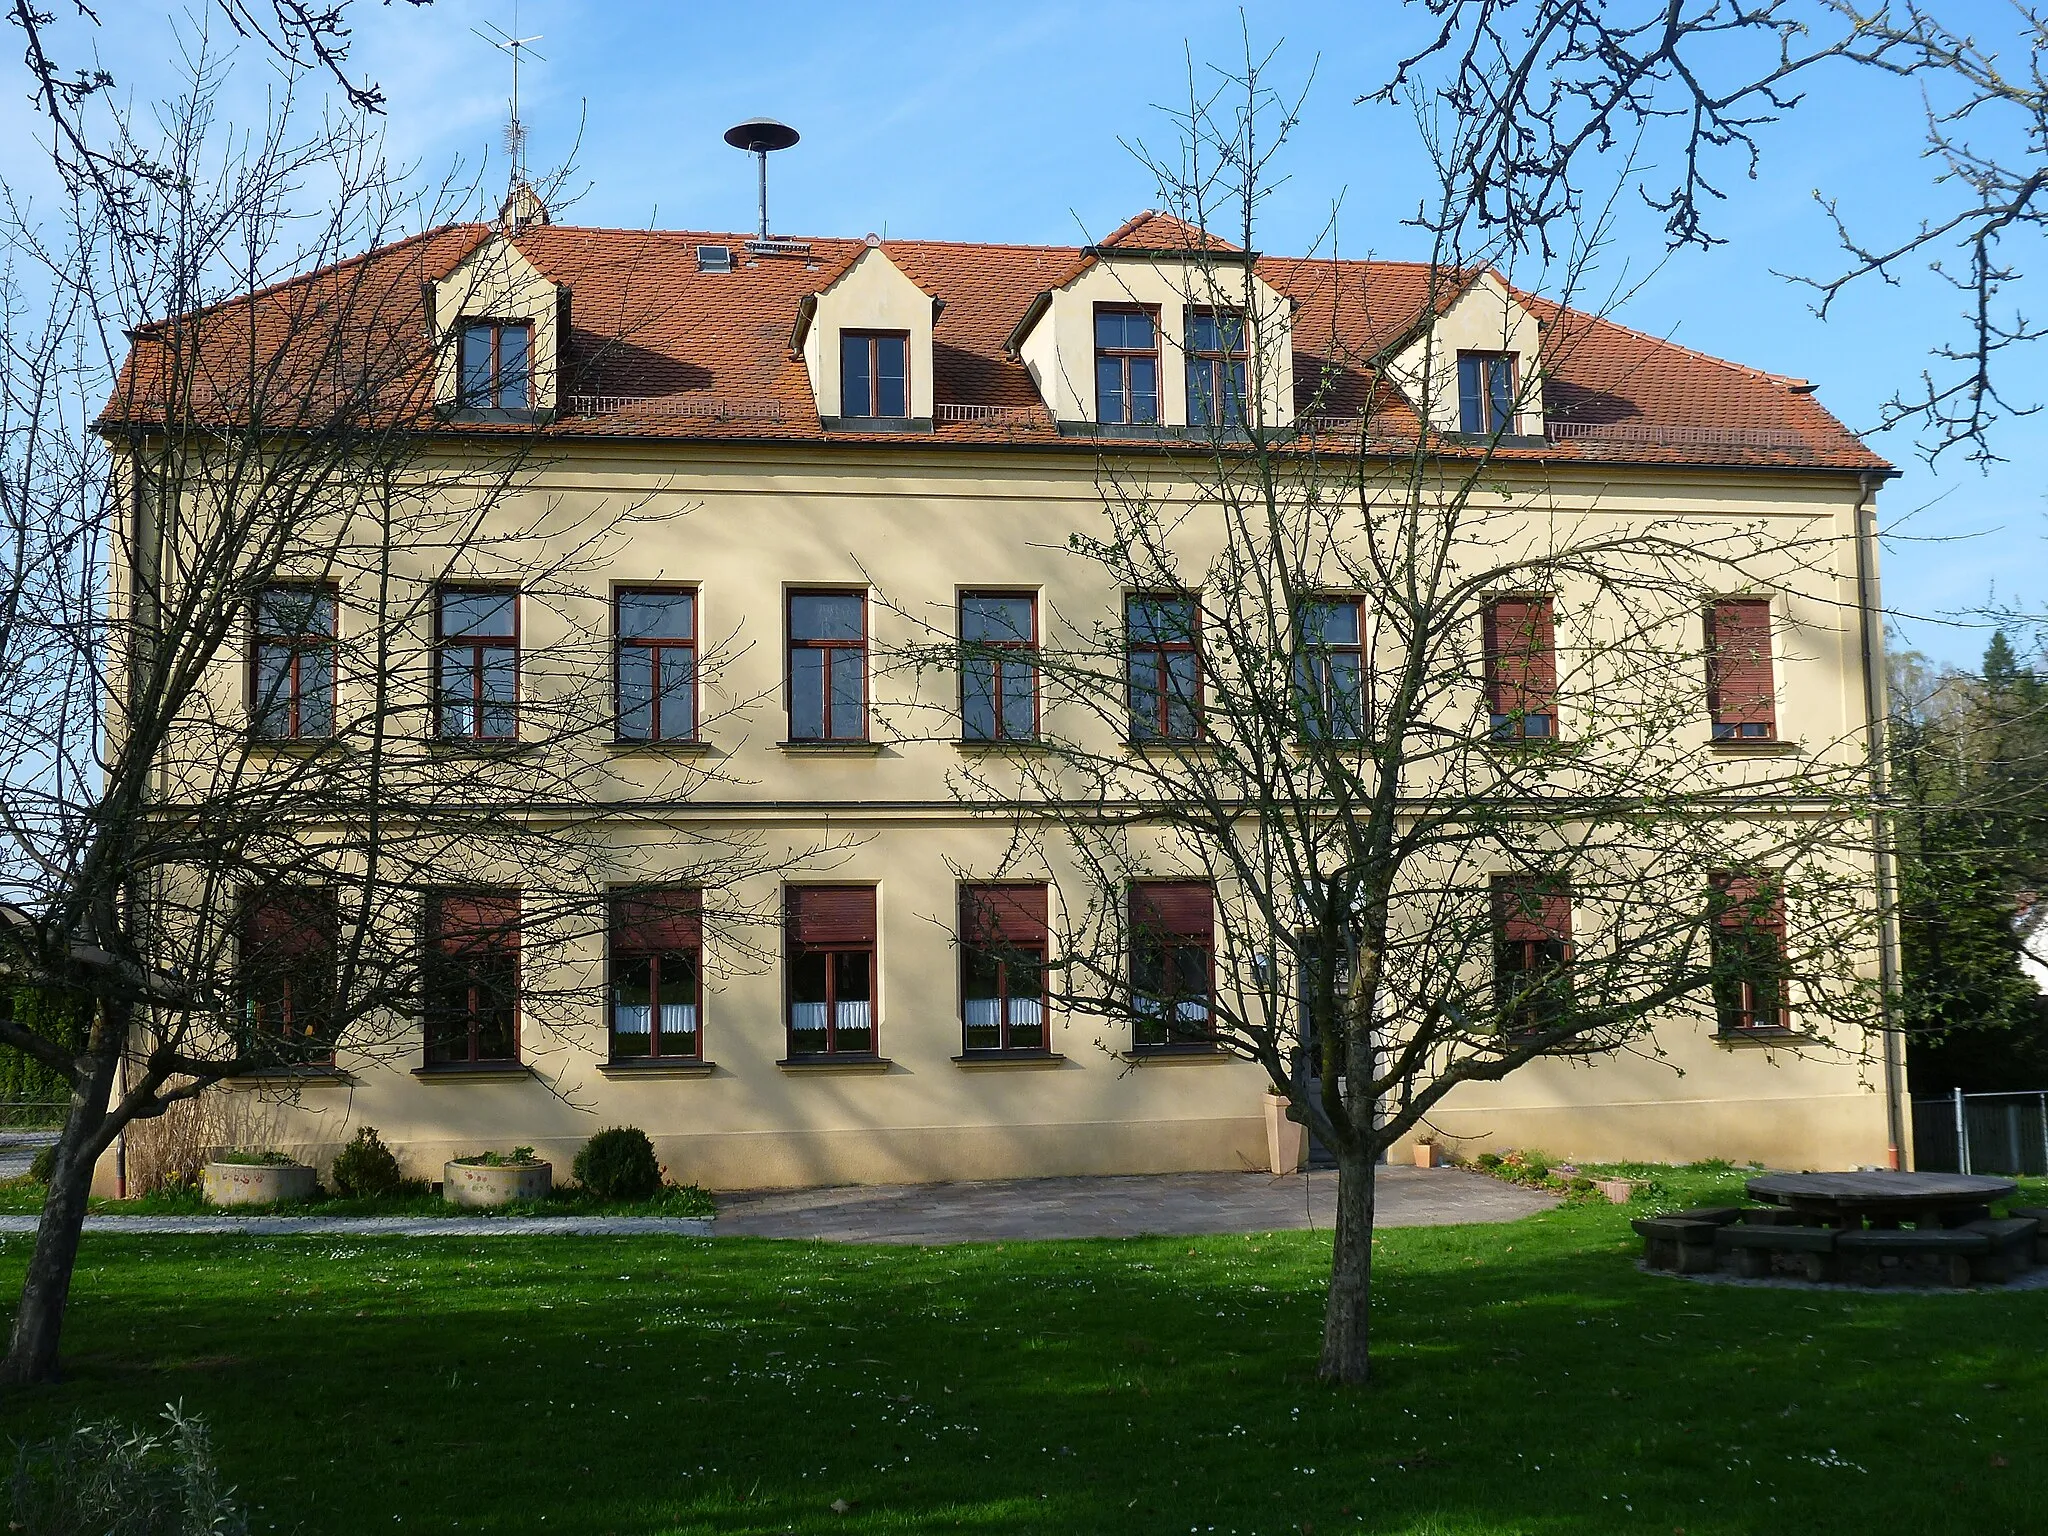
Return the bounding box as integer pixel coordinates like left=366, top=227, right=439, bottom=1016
left=1381, top=270, right=1543, bottom=439
left=430, top=234, right=563, bottom=419
left=791, top=244, right=937, bottom=429
left=1004, top=211, right=1293, bottom=434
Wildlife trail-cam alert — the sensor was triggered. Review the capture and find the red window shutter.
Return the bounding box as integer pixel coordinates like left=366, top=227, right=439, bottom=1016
left=1709, top=870, right=1784, bottom=930
left=786, top=886, right=877, bottom=948
left=960, top=884, right=1049, bottom=948
left=612, top=888, right=702, bottom=952
left=431, top=891, right=520, bottom=954
left=1484, top=597, right=1556, bottom=716
left=1706, top=599, right=1775, bottom=734
left=1492, top=876, right=1571, bottom=942
left=1130, top=881, right=1213, bottom=939
left=242, top=888, right=336, bottom=955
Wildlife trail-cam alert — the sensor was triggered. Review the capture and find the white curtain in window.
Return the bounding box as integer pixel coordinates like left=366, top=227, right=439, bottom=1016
left=614, top=1005, right=652, bottom=1036
left=1177, top=999, right=1211, bottom=1025
left=835, top=999, right=872, bottom=1031
left=790, top=1002, right=828, bottom=1033
left=660, top=1002, right=697, bottom=1035
left=963, top=998, right=1001, bottom=1028
left=1007, top=996, right=1043, bottom=1028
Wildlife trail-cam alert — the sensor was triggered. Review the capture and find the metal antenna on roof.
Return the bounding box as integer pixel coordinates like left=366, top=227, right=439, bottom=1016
left=723, top=118, right=800, bottom=243
left=476, top=7, right=547, bottom=230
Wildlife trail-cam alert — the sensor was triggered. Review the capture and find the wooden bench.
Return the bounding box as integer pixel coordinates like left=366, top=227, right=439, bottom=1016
left=1836, top=1227, right=1989, bottom=1287
left=1665, top=1207, right=1745, bottom=1227
left=2009, top=1207, right=2048, bottom=1264
left=1632, top=1217, right=1720, bottom=1273
left=1962, top=1217, right=2039, bottom=1282
left=1713, top=1223, right=1837, bottom=1282
left=1738, top=1206, right=1824, bottom=1227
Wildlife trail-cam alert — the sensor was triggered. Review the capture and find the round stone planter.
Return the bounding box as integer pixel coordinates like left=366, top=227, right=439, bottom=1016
left=203, top=1160, right=316, bottom=1207
left=442, top=1160, right=552, bottom=1207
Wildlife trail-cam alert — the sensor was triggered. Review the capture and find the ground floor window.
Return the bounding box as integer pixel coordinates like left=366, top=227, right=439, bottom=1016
left=238, top=887, right=338, bottom=1063
left=1491, top=874, right=1572, bottom=1038
left=1709, top=871, right=1790, bottom=1033
left=786, top=886, right=876, bottom=1057
left=1130, top=881, right=1214, bottom=1047
left=960, top=884, right=1048, bottom=1052
left=424, top=890, right=520, bottom=1064
left=610, top=888, right=702, bottom=1060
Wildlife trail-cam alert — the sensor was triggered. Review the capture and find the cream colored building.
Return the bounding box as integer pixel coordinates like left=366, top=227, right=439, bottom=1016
left=101, top=209, right=1904, bottom=1193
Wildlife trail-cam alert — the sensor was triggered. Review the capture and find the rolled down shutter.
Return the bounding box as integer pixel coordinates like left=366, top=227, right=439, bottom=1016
left=961, top=884, right=1049, bottom=948
left=612, top=887, right=702, bottom=952
left=1709, top=870, right=1784, bottom=931
left=1130, top=881, right=1213, bottom=939
left=1706, top=599, right=1775, bottom=734
left=431, top=890, right=520, bottom=954
left=1491, top=875, right=1571, bottom=942
left=787, top=885, right=877, bottom=948
left=242, top=888, right=336, bottom=956
left=1484, top=597, right=1556, bottom=716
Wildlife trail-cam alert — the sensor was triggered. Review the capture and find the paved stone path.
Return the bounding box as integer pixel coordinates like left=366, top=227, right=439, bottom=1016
left=0, top=1167, right=1551, bottom=1242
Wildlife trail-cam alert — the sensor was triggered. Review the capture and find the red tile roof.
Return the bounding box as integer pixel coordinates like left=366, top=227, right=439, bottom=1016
left=105, top=217, right=1889, bottom=474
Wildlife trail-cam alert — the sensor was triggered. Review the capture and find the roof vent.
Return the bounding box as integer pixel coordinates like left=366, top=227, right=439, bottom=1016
left=696, top=244, right=733, bottom=274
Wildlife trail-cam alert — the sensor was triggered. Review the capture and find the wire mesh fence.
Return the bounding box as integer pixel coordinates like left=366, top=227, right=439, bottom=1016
left=0, top=1100, right=67, bottom=1131
left=1911, top=1090, right=2048, bottom=1176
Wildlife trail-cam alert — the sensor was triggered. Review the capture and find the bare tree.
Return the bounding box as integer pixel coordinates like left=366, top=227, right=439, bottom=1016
left=889, top=57, right=1889, bottom=1385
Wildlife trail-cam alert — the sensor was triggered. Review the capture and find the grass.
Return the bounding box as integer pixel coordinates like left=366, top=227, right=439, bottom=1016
left=0, top=1165, right=2039, bottom=1535
left=0, top=1176, right=716, bottom=1220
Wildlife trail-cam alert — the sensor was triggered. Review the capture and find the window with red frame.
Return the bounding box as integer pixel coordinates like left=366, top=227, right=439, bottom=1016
left=1483, top=595, right=1556, bottom=741
left=1709, top=872, right=1791, bottom=1033
left=1491, top=875, right=1572, bottom=1038
left=1706, top=598, right=1777, bottom=740
left=251, top=584, right=337, bottom=740
left=960, top=592, right=1038, bottom=741
left=1095, top=307, right=1160, bottom=425
left=1127, top=593, right=1202, bottom=742
left=960, top=884, right=1048, bottom=1053
left=458, top=320, right=531, bottom=411
left=788, top=591, right=868, bottom=742
left=1185, top=308, right=1248, bottom=428
left=616, top=588, right=697, bottom=742
left=239, top=888, right=338, bottom=1062
left=1130, top=881, right=1214, bottom=1047
left=435, top=587, right=518, bottom=741
left=840, top=331, right=909, bottom=419
left=423, top=890, right=519, bottom=1064
left=610, top=888, right=702, bottom=1061
left=785, top=886, right=876, bottom=1057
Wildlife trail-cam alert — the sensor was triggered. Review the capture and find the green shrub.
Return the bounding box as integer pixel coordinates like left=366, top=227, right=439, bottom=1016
left=27, top=1144, right=55, bottom=1184
left=1568, top=1176, right=1595, bottom=1193
left=8, top=1403, right=247, bottom=1536
left=453, top=1146, right=541, bottom=1168
left=211, top=1150, right=297, bottom=1167
left=573, top=1126, right=661, bottom=1202
left=1474, top=1151, right=1503, bottom=1169
left=329, top=1127, right=403, bottom=1197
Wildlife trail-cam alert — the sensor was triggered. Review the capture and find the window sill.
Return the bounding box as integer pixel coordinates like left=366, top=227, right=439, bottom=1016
left=953, top=1050, right=1066, bottom=1069
left=954, top=738, right=1052, bottom=754
left=1122, top=1045, right=1235, bottom=1064
left=247, top=737, right=336, bottom=757
left=1715, top=1029, right=1817, bottom=1050
left=598, top=1058, right=716, bottom=1079
left=608, top=739, right=722, bottom=757
left=425, top=738, right=532, bottom=757
left=777, top=1055, right=894, bottom=1074
left=1122, top=740, right=1219, bottom=757
left=222, top=1063, right=352, bottom=1087
left=776, top=740, right=886, bottom=756
left=1708, top=739, right=1801, bottom=757
left=411, top=1061, right=531, bottom=1081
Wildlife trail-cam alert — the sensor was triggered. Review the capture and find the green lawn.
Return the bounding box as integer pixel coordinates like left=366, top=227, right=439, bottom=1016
left=0, top=1167, right=2040, bottom=1535
left=0, top=1176, right=716, bottom=1220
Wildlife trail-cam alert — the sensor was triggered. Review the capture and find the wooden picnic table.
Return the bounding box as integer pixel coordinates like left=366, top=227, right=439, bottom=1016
left=1746, top=1170, right=2017, bottom=1229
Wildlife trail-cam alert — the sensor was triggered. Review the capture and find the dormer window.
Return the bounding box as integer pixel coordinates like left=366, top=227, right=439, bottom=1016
left=840, top=331, right=909, bottom=419
left=1186, top=309, right=1248, bottom=428
left=1457, top=351, right=1517, bottom=435
left=460, top=320, right=531, bottom=411
left=1095, top=307, right=1159, bottom=425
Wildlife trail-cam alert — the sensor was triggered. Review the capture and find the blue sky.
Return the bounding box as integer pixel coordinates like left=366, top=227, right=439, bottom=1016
left=37, top=1, right=2048, bottom=667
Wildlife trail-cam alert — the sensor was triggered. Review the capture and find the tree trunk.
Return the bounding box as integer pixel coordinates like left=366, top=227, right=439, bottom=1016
left=1, top=1087, right=112, bottom=1388
left=1317, top=1142, right=1378, bottom=1385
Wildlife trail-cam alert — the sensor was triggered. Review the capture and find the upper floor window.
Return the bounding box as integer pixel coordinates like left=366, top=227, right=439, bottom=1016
left=1127, top=593, right=1202, bottom=743
left=252, top=583, right=336, bottom=741
left=1706, top=598, right=1777, bottom=740
left=239, top=887, right=338, bottom=1063
left=436, top=586, right=518, bottom=741
left=423, top=890, right=520, bottom=1065
left=1186, top=309, right=1248, bottom=428
left=1095, top=308, right=1159, bottom=426
left=610, top=888, right=702, bottom=1062
left=841, top=332, right=909, bottom=419
left=1295, top=597, right=1366, bottom=741
left=1130, top=881, right=1214, bottom=1048
left=1708, top=872, right=1790, bottom=1034
left=786, top=886, right=877, bottom=1058
left=459, top=320, right=531, bottom=411
left=960, top=884, right=1049, bottom=1054
left=1457, top=351, right=1516, bottom=435
left=616, top=588, right=697, bottom=743
left=1483, top=595, right=1555, bottom=742
left=960, top=592, right=1038, bottom=742
left=1492, top=875, right=1572, bottom=1038
left=788, top=591, right=867, bottom=742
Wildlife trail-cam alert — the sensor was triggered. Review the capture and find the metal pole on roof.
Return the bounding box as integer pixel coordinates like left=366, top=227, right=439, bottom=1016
left=724, top=119, right=800, bottom=244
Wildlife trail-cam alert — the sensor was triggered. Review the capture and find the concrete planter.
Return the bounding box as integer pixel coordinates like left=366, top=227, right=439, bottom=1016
left=1263, top=1093, right=1306, bottom=1175
left=442, top=1159, right=552, bottom=1207
left=1413, top=1141, right=1448, bottom=1169
left=203, top=1160, right=316, bottom=1207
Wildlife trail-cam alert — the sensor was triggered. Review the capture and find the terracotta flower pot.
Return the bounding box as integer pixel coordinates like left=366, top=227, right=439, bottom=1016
left=443, top=1159, right=552, bottom=1207
left=1263, top=1093, right=1306, bottom=1175
left=203, top=1160, right=316, bottom=1207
